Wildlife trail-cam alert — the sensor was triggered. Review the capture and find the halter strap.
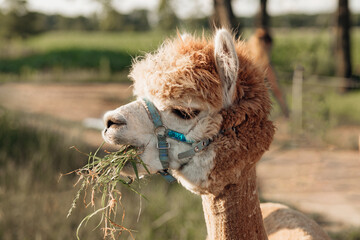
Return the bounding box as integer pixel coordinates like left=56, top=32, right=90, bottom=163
left=142, top=98, right=211, bottom=182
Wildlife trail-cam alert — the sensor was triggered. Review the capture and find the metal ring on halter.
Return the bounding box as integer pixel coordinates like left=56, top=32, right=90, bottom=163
left=154, top=125, right=167, bottom=136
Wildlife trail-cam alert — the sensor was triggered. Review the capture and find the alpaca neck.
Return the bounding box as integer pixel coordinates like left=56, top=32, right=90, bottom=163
left=201, top=168, right=268, bottom=240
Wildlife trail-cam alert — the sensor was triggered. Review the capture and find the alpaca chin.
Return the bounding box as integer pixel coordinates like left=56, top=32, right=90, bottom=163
left=176, top=175, right=208, bottom=195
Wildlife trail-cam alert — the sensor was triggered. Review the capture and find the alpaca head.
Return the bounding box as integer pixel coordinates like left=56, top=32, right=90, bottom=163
left=102, top=29, right=274, bottom=195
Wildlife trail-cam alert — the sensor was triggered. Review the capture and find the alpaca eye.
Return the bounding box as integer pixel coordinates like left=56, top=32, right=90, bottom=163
left=171, top=108, right=200, bottom=120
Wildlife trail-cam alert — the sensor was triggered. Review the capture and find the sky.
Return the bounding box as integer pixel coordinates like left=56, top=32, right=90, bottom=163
left=0, top=0, right=359, bottom=18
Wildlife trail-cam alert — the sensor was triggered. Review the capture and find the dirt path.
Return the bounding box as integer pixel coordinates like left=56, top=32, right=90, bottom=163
left=0, top=82, right=132, bottom=122
left=260, top=148, right=360, bottom=227
left=1, top=82, right=359, bottom=228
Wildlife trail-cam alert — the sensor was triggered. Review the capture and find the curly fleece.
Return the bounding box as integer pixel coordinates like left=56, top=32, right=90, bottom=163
left=130, top=33, right=275, bottom=193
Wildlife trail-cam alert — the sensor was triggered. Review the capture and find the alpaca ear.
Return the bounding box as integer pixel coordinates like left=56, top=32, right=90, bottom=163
left=214, top=29, right=239, bottom=108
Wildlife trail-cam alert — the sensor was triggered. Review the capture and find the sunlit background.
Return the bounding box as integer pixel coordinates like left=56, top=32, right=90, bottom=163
left=0, top=0, right=359, bottom=239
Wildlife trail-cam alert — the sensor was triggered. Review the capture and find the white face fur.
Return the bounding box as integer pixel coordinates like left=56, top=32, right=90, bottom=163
left=102, top=98, right=222, bottom=194
left=102, top=29, right=239, bottom=194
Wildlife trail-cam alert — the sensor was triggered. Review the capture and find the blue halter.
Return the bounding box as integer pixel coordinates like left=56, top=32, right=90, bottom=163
left=142, top=98, right=211, bottom=182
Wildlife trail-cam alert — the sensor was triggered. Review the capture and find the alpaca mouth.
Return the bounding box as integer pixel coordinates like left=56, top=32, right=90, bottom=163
left=119, top=144, right=145, bottom=173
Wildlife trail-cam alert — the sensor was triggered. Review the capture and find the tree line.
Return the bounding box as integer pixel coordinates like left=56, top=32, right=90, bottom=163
left=1, top=0, right=359, bottom=39
left=212, top=0, right=356, bottom=91
left=0, top=0, right=356, bottom=91
left=0, top=10, right=152, bottom=38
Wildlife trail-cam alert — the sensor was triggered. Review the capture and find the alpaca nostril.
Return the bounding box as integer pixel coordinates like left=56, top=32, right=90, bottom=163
left=106, top=118, right=127, bottom=128
left=107, top=120, right=115, bottom=128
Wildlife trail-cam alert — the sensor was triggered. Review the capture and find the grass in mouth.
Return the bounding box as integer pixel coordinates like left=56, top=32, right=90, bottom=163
left=64, top=142, right=149, bottom=240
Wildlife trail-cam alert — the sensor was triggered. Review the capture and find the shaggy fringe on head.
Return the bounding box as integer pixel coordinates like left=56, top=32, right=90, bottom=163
left=129, top=31, right=271, bottom=117
left=130, top=34, right=222, bottom=110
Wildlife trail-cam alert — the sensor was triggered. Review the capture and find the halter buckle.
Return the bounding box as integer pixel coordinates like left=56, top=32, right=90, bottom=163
left=157, top=142, right=170, bottom=149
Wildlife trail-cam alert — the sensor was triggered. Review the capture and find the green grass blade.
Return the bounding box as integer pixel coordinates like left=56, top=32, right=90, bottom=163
left=131, top=161, right=139, bottom=180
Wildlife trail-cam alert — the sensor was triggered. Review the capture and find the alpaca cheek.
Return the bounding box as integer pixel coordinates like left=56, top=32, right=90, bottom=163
left=173, top=146, right=217, bottom=195
left=186, top=114, right=222, bottom=141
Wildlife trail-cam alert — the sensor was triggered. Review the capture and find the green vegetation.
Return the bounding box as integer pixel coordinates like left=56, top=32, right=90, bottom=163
left=0, top=110, right=206, bottom=240
left=330, top=228, right=360, bottom=240
left=301, top=85, right=360, bottom=148
left=68, top=144, right=147, bottom=239
left=0, top=0, right=151, bottom=38
left=269, top=73, right=360, bottom=148
left=0, top=31, right=169, bottom=82
left=1, top=1, right=359, bottom=39
left=0, top=110, right=100, bottom=239
left=271, top=28, right=360, bottom=77
left=272, top=29, right=336, bottom=76
left=24, top=31, right=166, bottom=53
left=0, top=110, right=87, bottom=191
left=0, top=29, right=359, bottom=80
left=326, top=90, right=360, bottom=125
left=0, top=48, right=132, bottom=73
left=352, top=29, right=360, bottom=73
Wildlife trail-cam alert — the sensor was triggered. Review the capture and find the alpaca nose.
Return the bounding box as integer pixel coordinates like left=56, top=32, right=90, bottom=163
left=105, top=115, right=127, bottom=129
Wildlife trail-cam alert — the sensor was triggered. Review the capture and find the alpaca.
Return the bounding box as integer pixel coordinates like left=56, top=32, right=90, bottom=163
left=102, top=29, right=330, bottom=240
left=247, top=28, right=289, bottom=118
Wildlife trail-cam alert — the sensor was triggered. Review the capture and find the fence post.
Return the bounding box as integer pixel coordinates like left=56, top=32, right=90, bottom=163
left=291, top=65, right=304, bottom=135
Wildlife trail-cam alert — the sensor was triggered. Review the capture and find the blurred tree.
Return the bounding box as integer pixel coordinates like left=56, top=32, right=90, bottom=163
left=257, top=0, right=269, bottom=30
left=158, top=0, right=179, bottom=31
left=0, top=0, right=39, bottom=38
left=2, top=0, right=28, bottom=15
left=95, top=0, right=124, bottom=31
left=183, top=17, right=211, bottom=31
left=99, top=9, right=124, bottom=31
left=128, top=9, right=150, bottom=31
left=95, top=0, right=150, bottom=31
left=212, top=0, right=240, bottom=37
left=355, top=13, right=360, bottom=27
left=335, top=0, right=352, bottom=90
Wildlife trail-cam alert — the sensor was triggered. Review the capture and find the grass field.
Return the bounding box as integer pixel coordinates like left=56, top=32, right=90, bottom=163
left=0, top=110, right=206, bottom=240
left=0, top=29, right=359, bottom=80
left=0, top=31, right=168, bottom=78
left=273, top=28, right=360, bottom=76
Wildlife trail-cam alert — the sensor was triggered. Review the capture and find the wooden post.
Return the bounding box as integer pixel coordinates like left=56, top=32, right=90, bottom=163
left=292, top=66, right=304, bottom=134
